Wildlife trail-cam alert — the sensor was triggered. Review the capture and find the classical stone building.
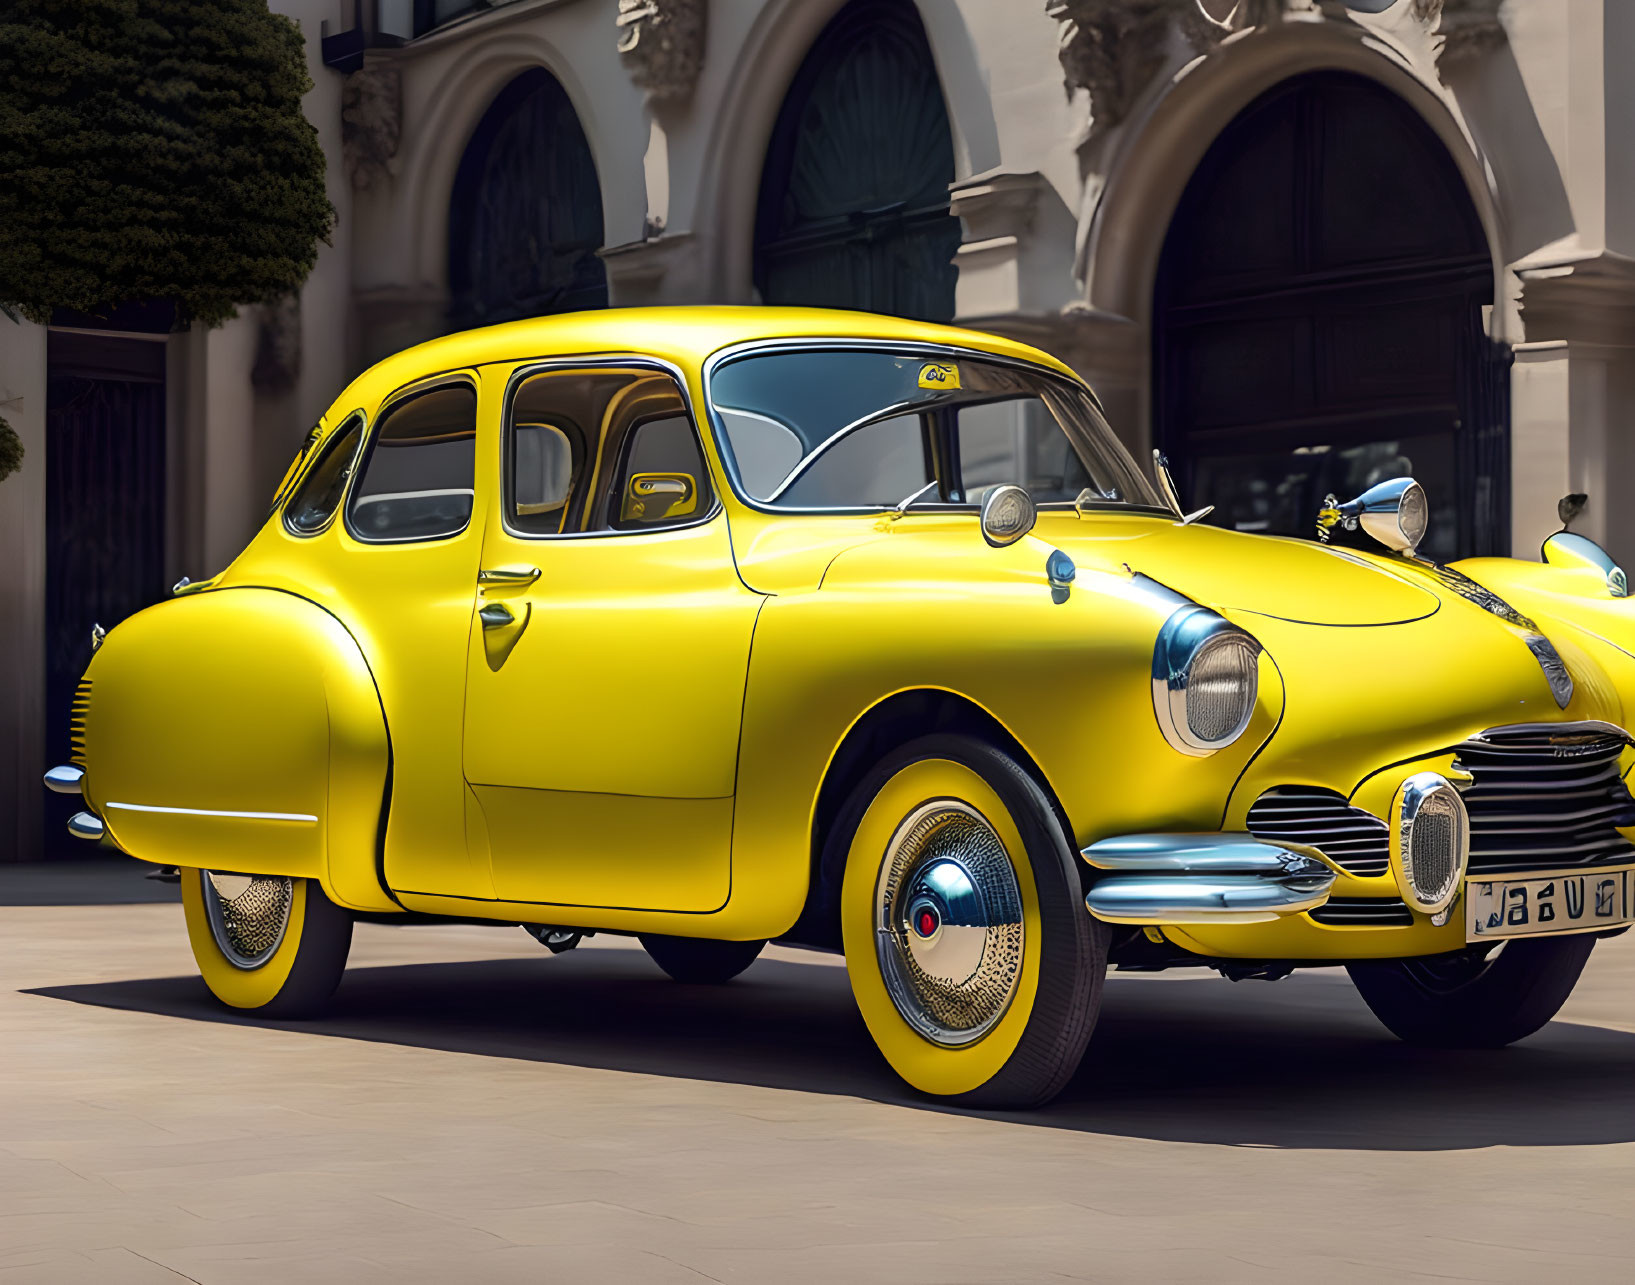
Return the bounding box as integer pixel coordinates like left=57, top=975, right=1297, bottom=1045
left=2, top=0, right=1631, bottom=859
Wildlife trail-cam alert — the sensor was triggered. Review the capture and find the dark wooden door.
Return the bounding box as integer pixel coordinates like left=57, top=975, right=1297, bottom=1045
left=447, top=68, right=607, bottom=328
left=754, top=0, right=960, bottom=322
left=44, top=343, right=166, bottom=856
left=1154, top=72, right=1504, bottom=561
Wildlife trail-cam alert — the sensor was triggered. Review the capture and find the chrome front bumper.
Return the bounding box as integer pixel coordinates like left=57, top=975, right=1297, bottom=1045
left=1082, top=833, right=1336, bottom=925
left=43, top=763, right=103, bottom=841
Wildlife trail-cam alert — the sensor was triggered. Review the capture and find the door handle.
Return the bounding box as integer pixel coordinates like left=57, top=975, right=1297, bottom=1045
left=478, top=565, right=540, bottom=587
left=479, top=602, right=515, bottom=630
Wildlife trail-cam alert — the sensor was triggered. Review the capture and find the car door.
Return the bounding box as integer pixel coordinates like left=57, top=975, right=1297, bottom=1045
left=462, top=360, right=763, bottom=912
left=315, top=375, right=491, bottom=900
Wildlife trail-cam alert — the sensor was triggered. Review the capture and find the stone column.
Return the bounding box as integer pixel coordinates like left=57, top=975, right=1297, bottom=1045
left=0, top=321, right=49, bottom=862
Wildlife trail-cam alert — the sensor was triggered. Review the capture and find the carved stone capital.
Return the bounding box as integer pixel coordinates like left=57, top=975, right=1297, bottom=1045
left=1414, top=0, right=1508, bottom=69
left=616, top=0, right=706, bottom=103
left=1047, top=2, right=1277, bottom=142
left=342, top=65, right=401, bottom=191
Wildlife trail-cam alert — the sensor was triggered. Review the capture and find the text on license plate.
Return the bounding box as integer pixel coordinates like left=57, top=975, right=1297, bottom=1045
left=1468, top=869, right=1632, bottom=941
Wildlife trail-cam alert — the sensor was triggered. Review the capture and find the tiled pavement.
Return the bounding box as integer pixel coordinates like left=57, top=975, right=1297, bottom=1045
left=3, top=861, right=1633, bottom=1283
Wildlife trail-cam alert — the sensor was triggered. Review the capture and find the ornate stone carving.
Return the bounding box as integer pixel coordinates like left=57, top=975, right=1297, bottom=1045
left=616, top=0, right=706, bottom=102
left=1048, top=2, right=1286, bottom=141
left=341, top=65, right=400, bottom=191
left=1413, top=0, right=1507, bottom=68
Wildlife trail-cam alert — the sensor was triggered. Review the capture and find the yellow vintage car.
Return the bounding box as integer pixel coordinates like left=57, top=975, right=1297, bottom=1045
left=47, top=306, right=1635, bottom=1107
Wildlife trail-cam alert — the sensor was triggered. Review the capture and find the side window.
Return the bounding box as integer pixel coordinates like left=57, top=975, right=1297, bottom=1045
left=505, top=367, right=714, bottom=536
left=954, top=397, right=1093, bottom=505
left=348, top=384, right=477, bottom=542
left=284, top=415, right=363, bottom=536
left=608, top=413, right=710, bottom=530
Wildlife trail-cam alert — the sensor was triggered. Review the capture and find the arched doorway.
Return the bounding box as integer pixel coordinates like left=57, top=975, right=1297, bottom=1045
left=448, top=69, right=607, bottom=328
left=754, top=0, right=960, bottom=321
left=1154, top=72, right=1508, bottom=561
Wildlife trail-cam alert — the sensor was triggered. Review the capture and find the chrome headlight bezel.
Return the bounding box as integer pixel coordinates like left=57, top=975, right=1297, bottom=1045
left=1151, top=606, right=1263, bottom=756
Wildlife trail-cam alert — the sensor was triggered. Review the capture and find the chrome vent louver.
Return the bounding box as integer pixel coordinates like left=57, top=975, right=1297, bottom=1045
left=69, top=680, right=93, bottom=768
left=1246, top=786, right=1389, bottom=878
left=1455, top=724, right=1635, bottom=875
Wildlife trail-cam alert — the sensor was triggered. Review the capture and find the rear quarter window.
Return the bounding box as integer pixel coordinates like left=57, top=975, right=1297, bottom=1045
left=284, top=415, right=364, bottom=536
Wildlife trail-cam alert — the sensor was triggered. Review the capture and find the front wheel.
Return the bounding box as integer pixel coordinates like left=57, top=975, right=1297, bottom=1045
left=833, top=734, right=1107, bottom=1109
left=181, top=870, right=353, bottom=1017
left=1346, top=935, right=1596, bottom=1048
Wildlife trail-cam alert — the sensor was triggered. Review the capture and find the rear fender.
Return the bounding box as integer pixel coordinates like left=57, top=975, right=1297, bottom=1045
left=79, top=588, right=394, bottom=911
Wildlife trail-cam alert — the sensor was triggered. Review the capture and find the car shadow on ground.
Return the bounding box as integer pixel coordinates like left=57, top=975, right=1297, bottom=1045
left=27, top=945, right=1635, bottom=1150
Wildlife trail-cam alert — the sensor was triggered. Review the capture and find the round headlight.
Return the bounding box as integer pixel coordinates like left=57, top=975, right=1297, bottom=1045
left=1152, top=606, right=1262, bottom=756
left=1393, top=772, right=1469, bottom=914
left=1394, top=481, right=1428, bottom=549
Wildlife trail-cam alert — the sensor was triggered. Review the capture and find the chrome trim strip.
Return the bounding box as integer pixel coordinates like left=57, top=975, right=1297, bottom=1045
left=43, top=764, right=84, bottom=796
left=105, top=802, right=317, bottom=823
left=1081, top=832, right=1335, bottom=925
left=1467, top=720, right=1634, bottom=746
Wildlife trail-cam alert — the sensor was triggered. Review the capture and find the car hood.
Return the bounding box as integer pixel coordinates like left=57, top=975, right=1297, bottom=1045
left=1041, top=516, right=1439, bottom=626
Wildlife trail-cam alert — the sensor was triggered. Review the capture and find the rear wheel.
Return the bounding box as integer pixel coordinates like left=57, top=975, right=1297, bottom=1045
left=1346, top=935, right=1596, bottom=1047
left=181, top=870, right=353, bottom=1017
left=639, top=934, right=765, bottom=983
left=833, top=734, right=1106, bottom=1109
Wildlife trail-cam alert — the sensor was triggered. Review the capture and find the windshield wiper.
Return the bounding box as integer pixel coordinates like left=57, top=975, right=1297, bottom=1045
left=880, top=480, right=940, bottom=523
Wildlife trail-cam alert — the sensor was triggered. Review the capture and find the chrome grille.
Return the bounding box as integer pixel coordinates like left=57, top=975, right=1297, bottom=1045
left=1308, top=897, right=1413, bottom=926
left=1247, top=787, right=1389, bottom=878
left=1455, top=725, right=1635, bottom=875
left=69, top=680, right=92, bottom=767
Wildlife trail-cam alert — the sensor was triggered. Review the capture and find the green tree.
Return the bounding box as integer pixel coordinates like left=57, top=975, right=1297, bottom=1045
left=0, top=417, right=20, bottom=482
left=0, top=0, right=334, bottom=328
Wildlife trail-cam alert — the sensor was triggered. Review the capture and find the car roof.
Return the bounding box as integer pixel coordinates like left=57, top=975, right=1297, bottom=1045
left=325, top=305, right=1084, bottom=424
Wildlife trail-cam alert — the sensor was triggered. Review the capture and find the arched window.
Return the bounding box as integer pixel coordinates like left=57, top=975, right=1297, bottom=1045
left=1154, top=72, right=1506, bottom=560
left=448, top=69, right=607, bottom=328
left=754, top=0, right=960, bottom=322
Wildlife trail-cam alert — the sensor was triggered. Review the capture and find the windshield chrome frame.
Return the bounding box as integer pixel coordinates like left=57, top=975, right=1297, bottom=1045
left=700, top=337, right=1170, bottom=518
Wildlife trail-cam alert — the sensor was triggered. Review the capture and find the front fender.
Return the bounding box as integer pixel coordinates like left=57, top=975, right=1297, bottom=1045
left=79, top=587, right=394, bottom=911
left=729, top=534, right=1281, bottom=936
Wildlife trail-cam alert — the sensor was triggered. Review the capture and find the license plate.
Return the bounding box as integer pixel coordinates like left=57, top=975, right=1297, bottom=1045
left=1467, top=869, right=1633, bottom=941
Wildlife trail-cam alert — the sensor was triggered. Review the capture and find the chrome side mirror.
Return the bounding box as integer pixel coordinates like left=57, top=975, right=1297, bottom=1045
left=1542, top=530, right=1628, bottom=597
left=980, top=485, right=1036, bottom=547
left=1317, top=477, right=1428, bottom=555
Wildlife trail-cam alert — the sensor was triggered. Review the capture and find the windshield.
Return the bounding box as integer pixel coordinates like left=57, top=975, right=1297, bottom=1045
left=707, top=348, right=1163, bottom=512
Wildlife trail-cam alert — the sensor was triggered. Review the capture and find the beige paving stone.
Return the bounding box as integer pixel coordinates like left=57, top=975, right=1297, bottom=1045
left=3, top=883, right=1634, bottom=1284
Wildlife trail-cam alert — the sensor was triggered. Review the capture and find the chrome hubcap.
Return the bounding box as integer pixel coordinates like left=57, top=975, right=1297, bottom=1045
left=201, top=870, right=293, bottom=969
left=874, top=801, right=1024, bottom=1046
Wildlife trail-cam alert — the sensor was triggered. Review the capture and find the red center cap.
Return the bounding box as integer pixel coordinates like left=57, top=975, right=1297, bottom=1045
left=916, top=908, right=939, bottom=937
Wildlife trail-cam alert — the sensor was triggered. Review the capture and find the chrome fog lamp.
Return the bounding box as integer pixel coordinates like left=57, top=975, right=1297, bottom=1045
left=1152, top=606, right=1262, bottom=756
left=1392, top=772, right=1469, bottom=915
left=979, top=484, right=1036, bottom=547
left=1320, top=477, right=1428, bottom=555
